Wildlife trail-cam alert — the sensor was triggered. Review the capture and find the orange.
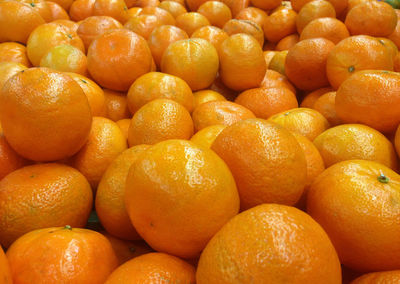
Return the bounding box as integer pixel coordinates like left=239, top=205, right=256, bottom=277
left=0, top=42, right=31, bottom=67
left=116, top=119, right=130, bottom=139
left=133, top=0, right=160, bottom=7
left=263, top=50, right=277, bottom=67
left=190, top=124, right=226, bottom=149
left=336, top=70, right=400, bottom=133
left=96, top=145, right=150, bottom=240
left=196, top=204, right=342, bottom=283
left=0, top=163, right=93, bottom=248
left=291, top=0, right=348, bottom=15
left=40, top=44, right=88, bottom=75
left=92, top=0, right=129, bottom=24
left=260, top=69, right=297, bottom=94
left=221, top=0, right=250, bottom=17
left=71, top=117, right=127, bottom=189
left=69, top=0, right=95, bottom=22
left=300, top=17, right=350, bottom=44
left=0, top=245, right=11, bottom=284
left=285, top=38, right=335, bottom=91
left=128, top=99, right=193, bottom=146
left=51, top=19, right=79, bottom=32
left=124, top=14, right=162, bottom=39
left=161, top=38, right=219, bottom=91
left=218, top=33, right=266, bottom=91
left=191, top=25, right=229, bottom=51
left=7, top=226, right=118, bottom=283
left=105, top=253, right=195, bottom=284
left=394, top=52, right=400, bottom=72
left=193, top=89, right=226, bottom=109
left=161, top=0, right=185, bottom=5
left=307, top=160, right=400, bottom=271
left=326, top=35, right=394, bottom=90
left=175, top=12, right=210, bottom=36
left=127, top=6, right=142, bottom=16
left=0, top=62, right=27, bottom=91
left=378, top=37, right=398, bottom=61
left=127, top=72, right=194, bottom=114
left=139, top=6, right=175, bottom=25
left=345, top=1, right=397, bottom=36
left=0, top=135, right=28, bottom=181
left=268, top=107, right=330, bottom=141
left=87, top=29, right=153, bottom=91
left=235, top=87, right=298, bottom=119
left=186, top=0, right=208, bottom=11
left=275, top=34, right=299, bottom=51
left=47, top=1, right=69, bottom=20
left=351, top=270, right=400, bottom=283
left=296, top=0, right=336, bottom=33
left=197, top=1, right=231, bottom=28
left=192, top=101, right=255, bottom=131
left=147, top=25, right=188, bottom=68
left=209, top=74, right=239, bottom=100
left=251, top=0, right=282, bottom=10
left=396, top=124, right=400, bottom=158
left=125, top=139, right=240, bottom=258
left=27, top=22, right=84, bottom=66
left=18, top=0, right=52, bottom=22
left=300, top=87, right=333, bottom=108
left=158, top=1, right=187, bottom=18
left=0, top=67, right=92, bottom=162
left=263, top=8, right=297, bottom=43
left=47, top=0, right=74, bottom=11
left=211, top=119, right=307, bottom=209
left=0, top=1, right=45, bottom=44
left=222, top=19, right=264, bottom=47
left=65, top=72, right=106, bottom=117
left=312, top=90, right=341, bottom=125
left=314, top=124, right=398, bottom=170
left=103, top=89, right=131, bottom=121
left=268, top=50, right=288, bottom=75
left=235, top=7, right=267, bottom=27
left=389, top=9, right=400, bottom=49
left=77, top=15, right=123, bottom=50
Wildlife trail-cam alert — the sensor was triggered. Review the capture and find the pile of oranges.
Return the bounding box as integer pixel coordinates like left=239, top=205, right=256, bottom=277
left=1, top=0, right=400, bottom=282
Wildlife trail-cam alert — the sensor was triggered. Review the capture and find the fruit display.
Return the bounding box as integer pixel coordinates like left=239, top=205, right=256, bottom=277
left=1, top=0, right=400, bottom=282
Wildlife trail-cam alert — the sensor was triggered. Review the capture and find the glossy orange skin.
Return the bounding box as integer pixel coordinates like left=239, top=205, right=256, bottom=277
left=197, top=204, right=342, bottom=284
left=251, top=0, right=281, bottom=10
left=116, top=119, right=130, bottom=140
left=336, top=70, right=400, bottom=133
left=268, top=107, right=330, bottom=141
left=69, top=0, right=95, bottom=21
left=72, top=116, right=128, bottom=189
left=51, top=19, right=80, bottom=32
left=124, top=14, right=162, bottom=40
left=47, top=1, right=69, bottom=20
left=307, top=160, right=400, bottom=272
left=275, top=34, right=299, bottom=51
left=389, top=10, right=400, bottom=49
left=192, top=101, right=255, bottom=131
left=65, top=72, right=106, bottom=116
left=326, top=35, right=394, bottom=89
left=0, top=246, right=11, bottom=284
left=223, top=19, right=264, bottom=47
left=139, top=6, right=175, bottom=25
left=161, top=38, right=219, bottom=91
left=260, top=69, right=296, bottom=94
left=235, top=7, right=267, bottom=27
left=211, top=119, right=307, bottom=209
left=158, top=1, right=187, bottom=18
left=27, top=22, right=85, bottom=66
left=92, top=0, right=129, bottom=23
left=186, top=0, right=208, bottom=11
left=351, top=270, right=400, bottom=284
left=296, top=0, right=336, bottom=33
left=48, top=0, right=74, bottom=11
left=0, top=42, right=31, bottom=67
left=300, top=87, right=333, bottom=108
left=7, top=226, right=118, bottom=283
left=191, top=25, right=228, bottom=51
left=218, top=33, right=266, bottom=91
left=96, top=145, right=150, bottom=240
left=0, top=62, right=27, bottom=91
left=193, top=89, right=226, bottom=109
left=300, top=17, right=350, bottom=44
left=314, top=124, right=398, bottom=170
left=105, top=253, right=195, bottom=284
left=345, top=1, right=397, bottom=37
left=190, top=124, right=226, bottom=149
left=128, top=99, right=194, bottom=146
left=127, top=72, right=194, bottom=114
left=396, top=124, right=400, bottom=158
left=103, top=89, right=131, bottom=121
left=0, top=135, right=28, bottom=181
left=87, top=29, right=153, bottom=91
left=198, top=1, right=231, bottom=28
left=291, top=0, right=348, bottom=15
left=235, top=87, right=298, bottom=119
left=148, top=25, right=188, bottom=67
left=263, top=8, right=297, bottom=43
left=285, top=38, right=335, bottom=91
left=77, top=16, right=123, bottom=50
left=0, top=67, right=92, bottom=162
left=209, top=74, right=239, bottom=100
left=268, top=50, right=288, bottom=75
left=175, top=12, right=210, bottom=36
left=125, top=139, right=240, bottom=258
left=378, top=37, right=398, bottom=61
left=0, top=1, right=45, bottom=44
left=313, top=91, right=341, bottom=126
left=221, top=0, right=250, bottom=17
left=133, top=0, right=160, bottom=7
left=17, top=0, right=52, bottom=22
left=0, top=164, right=93, bottom=248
